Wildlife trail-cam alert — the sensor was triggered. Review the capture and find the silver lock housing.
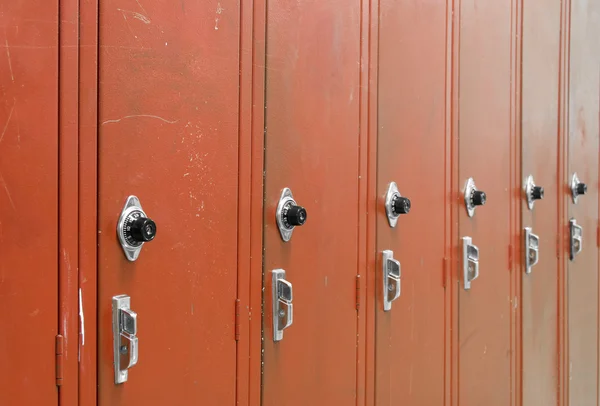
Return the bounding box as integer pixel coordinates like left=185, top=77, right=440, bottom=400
left=524, top=175, right=538, bottom=210
left=117, top=195, right=149, bottom=261
left=464, top=178, right=479, bottom=217
left=571, top=172, right=583, bottom=204
left=276, top=188, right=299, bottom=242
left=384, top=182, right=404, bottom=228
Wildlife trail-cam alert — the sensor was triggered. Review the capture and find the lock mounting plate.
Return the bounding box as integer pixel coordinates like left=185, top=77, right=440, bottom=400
left=384, top=182, right=402, bottom=228
left=117, top=196, right=149, bottom=261
left=525, top=175, right=536, bottom=210
left=276, top=188, right=297, bottom=242
left=464, top=178, right=477, bottom=217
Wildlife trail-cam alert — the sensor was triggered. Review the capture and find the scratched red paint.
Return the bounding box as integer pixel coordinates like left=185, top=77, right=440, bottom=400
left=97, top=1, right=241, bottom=404
left=0, top=1, right=59, bottom=405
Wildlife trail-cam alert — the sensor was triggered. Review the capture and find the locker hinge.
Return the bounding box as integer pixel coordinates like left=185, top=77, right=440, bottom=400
left=443, top=257, right=449, bottom=289
left=355, top=275, right=361, bottom=311
left=508, top=244, right=514, bottom=270
left=55, top=334, right=64, bottom=386
left=234, top=299, right=241, bottom=341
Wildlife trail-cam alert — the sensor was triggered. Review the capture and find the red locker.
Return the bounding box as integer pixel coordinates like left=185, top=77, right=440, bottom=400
left=3, top=2, right=600, bottom=406
left=261, top=1, right=362, bottom=405
left=520, top=1, right=562, bottom=405
left=0, top=2, right=59, bottom=406
left=374, top=1, right=448, bottom=405
left=97, top=1, right=241, bottom=404
left=456, top=1, right=515, bottom=405
left=566, top=1, right=600, bottom=404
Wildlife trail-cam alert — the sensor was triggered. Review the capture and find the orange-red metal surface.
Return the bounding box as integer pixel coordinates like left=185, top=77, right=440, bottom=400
left=77, top=0, right=99, bottom=404
left=97, top=1, right=240, bottom=404
left=261, top=1, right=361, bottom=405
left=520, top=1, right=561, bottom=405
left=557, top=1, right=571, bottom=404
left=58, top=0, right=81, bottom=404
left=357, top=0, right=373, bottom=405
left=566, top=1, right=600, bottom=404
left=239, top=1, right=266, bottom=405
left=374, top=1, right=448, bottom=405
left=0, top=1, right=59, bottom=405
left=364, top=1, right=379, bottom=405
left=456, top=1, right=514, bottom=405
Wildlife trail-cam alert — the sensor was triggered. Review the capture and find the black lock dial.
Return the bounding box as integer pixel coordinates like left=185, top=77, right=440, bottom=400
left=575, top=182, right=587, bottom=196
left=471, top=190, right=486, bottom=206
left=283, top=204, right=307, bottom=227
left=282, top=204, right=307, bottom=228
left=123, top=210, right=157, bottom=246
left=392, top=196, right=411, bottom=215
left=531, top=186, right=544, bottom=200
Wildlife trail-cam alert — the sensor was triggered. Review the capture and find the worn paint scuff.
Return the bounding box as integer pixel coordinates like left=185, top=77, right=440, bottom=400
left=102, top=114, right=178, bottom=125
left=5, top=39, right=14, bottom=81
left=79, top=288, right=85, bottom=362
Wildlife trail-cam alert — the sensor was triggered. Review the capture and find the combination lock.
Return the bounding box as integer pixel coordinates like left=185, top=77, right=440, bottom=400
left=276, top=188, right=307, bottom=242
left=281, top=203, right=307, bottom=228
left=525, top=175, right=544, bottom=210
left=122, top=211, right=156, bottom=246
left=117, top=196, right=157, bottom=261
left=464, top=177, right=486, bottom=217
left=571, top=172, right=587, bottom=204
left=385, top=182, right=411, bottom=228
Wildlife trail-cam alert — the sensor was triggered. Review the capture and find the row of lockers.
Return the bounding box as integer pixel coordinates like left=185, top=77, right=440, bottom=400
left=1, top=0, right=600, bottom=405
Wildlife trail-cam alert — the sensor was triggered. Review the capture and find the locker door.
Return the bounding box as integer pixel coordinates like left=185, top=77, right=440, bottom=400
left=97, top=1, right=240, bottom=404
left=375, top=1, right=447, bottom=405
left=261, top=1, right=361, bottom=405
left=567, top=1, right=600, bottom=404
left=521, top=1, right=561, bottom=405
left=457, top=2, right=513, bottom=405
left=0, top=2, right=59, bottom=406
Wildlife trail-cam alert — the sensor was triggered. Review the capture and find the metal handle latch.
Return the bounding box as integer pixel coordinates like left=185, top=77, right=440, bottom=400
left=524, top=227, right=540, bottom=274
left=382, top=250, right=401, bottom=311
left=272, top=269, right=293, bottom=342
left=113, top=295, right=139, bottom=384
left=462, top=237, right=479, bottom=290
left=570, top=218, right=583, bottom=260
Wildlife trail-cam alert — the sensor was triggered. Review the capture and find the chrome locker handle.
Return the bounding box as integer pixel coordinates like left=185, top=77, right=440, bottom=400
left=113, top=295, right=139, bottom=384
left=462, top=237, right=479, bottom=290
left=524, top=227, right=540, bottom=274
left=382, top=250, right=401, bottom=311
left=272, top=269, right=293, bottom=342
left=120, top=333, right=138, bottom=370
left=570, top=219, right=583, bottom=260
